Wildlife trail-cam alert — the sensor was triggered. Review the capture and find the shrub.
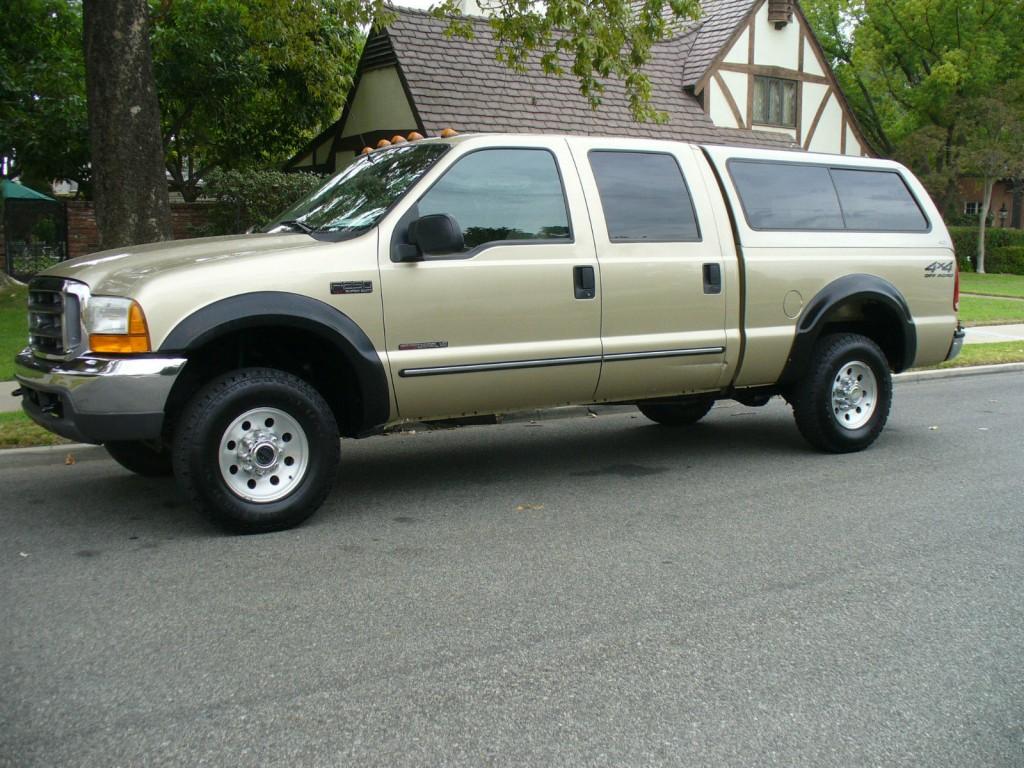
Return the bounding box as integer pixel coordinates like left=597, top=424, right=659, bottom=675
left=947, top=226, right=1024, bottom=270
left=987, top=246, right=1024, bottom=275
left=201, top=168, right=327, bottom=236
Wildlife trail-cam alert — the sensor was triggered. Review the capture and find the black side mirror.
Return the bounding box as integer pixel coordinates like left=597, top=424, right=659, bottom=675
left=402, top=214, right=464, bottom=259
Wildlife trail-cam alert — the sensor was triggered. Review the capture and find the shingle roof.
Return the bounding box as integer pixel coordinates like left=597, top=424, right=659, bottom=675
left=680, top=0, right=758, bottom=88
left=384, top=6, right=791, bottom=149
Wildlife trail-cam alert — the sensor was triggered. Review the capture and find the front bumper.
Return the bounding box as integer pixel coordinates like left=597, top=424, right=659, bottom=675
left=945, top=325, right=966, bottom=362
left=14, top=349, right=186, bottom=444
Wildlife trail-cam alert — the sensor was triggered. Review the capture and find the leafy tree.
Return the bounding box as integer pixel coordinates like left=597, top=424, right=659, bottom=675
left=202, top=167, right=325, bottom=234
left=151, top=0, right=365, bottom=201
left=802, top=0, right=1024, bottom=215
left=959, top=88, right=1024, bottom=273
left=0, top=0, right=90, bottom=189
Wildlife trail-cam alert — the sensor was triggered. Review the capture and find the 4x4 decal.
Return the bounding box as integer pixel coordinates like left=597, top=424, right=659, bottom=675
left=924, top=261, right=954, bottom=277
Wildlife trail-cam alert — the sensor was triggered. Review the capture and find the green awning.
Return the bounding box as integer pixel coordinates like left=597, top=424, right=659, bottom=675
left=0, top=179, right=55, bottom=202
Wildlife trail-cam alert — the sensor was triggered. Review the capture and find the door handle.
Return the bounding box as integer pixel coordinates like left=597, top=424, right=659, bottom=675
left=702, top=263, right=722, bottom=294
left=573, top=265, right=596, bottom=299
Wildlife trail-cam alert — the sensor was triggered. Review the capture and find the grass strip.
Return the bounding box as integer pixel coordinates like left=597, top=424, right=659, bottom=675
left=0, top=411, right=71, bottom=449
left=959, top=272, right=1024, bottom=299
left=958, top=296, right=1024, bottom=325
left=0, top=285, right=28, bottom=381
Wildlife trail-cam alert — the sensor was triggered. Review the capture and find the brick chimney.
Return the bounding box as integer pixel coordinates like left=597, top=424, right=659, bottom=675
left=767, top=0, right=794, bottom=28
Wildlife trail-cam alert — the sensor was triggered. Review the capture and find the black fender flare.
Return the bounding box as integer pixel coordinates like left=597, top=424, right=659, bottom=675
left=779, top=274, right=917, bottom=382
left=160, top=292, right=390, bottom=431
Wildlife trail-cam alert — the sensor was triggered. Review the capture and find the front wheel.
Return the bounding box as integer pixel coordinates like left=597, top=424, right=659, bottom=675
left=173, top=368, right=340, bottom=534
left=790, top=333, right=893, bottom=453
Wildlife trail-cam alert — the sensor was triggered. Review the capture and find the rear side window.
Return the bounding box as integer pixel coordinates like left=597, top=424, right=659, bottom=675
left=728, top=161, right=844, bottom=230
left=830, top=169, right=929, bottom=231
left=588, top=151, right=700, bottom=241
left=728, top=159, right=930, bottom=232
left=416, top=148, right=571, bottom=251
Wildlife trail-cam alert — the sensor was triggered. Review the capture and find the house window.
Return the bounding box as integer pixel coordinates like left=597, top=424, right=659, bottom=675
left=964, top=201, right=982, bottom=216
left=753, top=76, right=797, bottom=127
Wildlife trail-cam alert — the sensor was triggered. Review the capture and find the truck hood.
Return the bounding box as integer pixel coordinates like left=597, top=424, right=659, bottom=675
left=45, top=233, right=325, bottom=296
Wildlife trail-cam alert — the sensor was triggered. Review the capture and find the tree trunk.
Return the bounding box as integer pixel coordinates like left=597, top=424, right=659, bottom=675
left=977, top=176, right=994, bottom=274
left=82, top=0, right=172, bottom=251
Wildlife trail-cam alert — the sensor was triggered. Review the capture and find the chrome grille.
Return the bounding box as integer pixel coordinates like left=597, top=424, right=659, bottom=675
left=27, top=277, right=84, bottom=359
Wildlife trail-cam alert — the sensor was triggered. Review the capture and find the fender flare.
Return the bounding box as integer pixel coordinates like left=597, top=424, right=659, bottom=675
left=780, top=274, right=917, bottom=382
left=160, top=292, right=390, bottom=431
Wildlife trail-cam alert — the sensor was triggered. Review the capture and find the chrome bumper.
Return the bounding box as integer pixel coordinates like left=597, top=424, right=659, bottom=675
left=945, top=326, right=966, bottom=362
left=14, top=348, right=186, bottom=444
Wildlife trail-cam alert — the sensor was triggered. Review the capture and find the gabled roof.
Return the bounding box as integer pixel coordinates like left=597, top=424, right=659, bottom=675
left=680, top=0, right=759, bottom=88
left=379, top=7, right=792, bottom=149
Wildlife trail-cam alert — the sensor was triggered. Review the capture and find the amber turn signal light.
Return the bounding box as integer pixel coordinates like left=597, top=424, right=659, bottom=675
left=89, top=301, right=151, bottom=354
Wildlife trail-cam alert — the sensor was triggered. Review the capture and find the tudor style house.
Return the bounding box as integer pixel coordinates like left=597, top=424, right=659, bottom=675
left=286, top=0, right=870, bottom=175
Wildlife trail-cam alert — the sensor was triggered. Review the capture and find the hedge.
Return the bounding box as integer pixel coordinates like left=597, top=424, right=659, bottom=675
left=987, top=246, right=1024, bottom=275
left=947, top=226, right=1024, bottom=272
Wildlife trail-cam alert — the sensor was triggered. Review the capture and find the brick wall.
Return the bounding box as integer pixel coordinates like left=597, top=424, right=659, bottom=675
left=65, top=201, right=217, bottom=260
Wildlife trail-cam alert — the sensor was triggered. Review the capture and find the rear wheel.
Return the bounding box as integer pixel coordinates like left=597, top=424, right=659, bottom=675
left=790, top=333, right=892, bottom=453
left=105, top=440, right=173, bottom=477
left=173, top=368, right=340, bottom=534
left=637, top=398, right=714, bottom=427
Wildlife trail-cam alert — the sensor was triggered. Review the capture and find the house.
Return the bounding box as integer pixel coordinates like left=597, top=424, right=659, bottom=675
left=285, top=0, right=870, bottom=174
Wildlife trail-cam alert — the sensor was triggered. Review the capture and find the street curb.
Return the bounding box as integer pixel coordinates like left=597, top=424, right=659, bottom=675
left=895, top=362, right=1024, bottom=383
left=1, top=365, right=1022, bottom=462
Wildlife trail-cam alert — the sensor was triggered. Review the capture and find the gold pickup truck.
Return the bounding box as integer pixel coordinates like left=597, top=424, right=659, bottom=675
left=15, top=133, right=963, bottom=533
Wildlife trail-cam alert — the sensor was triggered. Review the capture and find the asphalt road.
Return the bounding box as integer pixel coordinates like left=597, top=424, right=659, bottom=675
left=2, top=372, right=1023, bottom=767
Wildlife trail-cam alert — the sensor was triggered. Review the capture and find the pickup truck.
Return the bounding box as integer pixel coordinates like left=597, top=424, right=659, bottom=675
left=15, top=133, right=963, bottom=533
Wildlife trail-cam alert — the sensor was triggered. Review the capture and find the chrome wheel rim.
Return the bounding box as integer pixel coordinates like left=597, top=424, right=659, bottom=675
left=831, top=361, right=877, bottom=430
left=217, top=407, right=309, bottom=502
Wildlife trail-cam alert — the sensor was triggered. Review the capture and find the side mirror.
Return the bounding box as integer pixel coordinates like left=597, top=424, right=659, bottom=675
left=400, top=214, right=464, bottom=260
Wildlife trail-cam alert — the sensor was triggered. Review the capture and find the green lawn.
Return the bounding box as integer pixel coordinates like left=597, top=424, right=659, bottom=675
left=929, top=340, right=1024, bottom=369
left=960, top=272, right=1024, bottom=299
left=0, top=411, right=69, bottom=449
left=0, top=284, right=28, bottom=381
left=958, top=296, right=1024, bottom=326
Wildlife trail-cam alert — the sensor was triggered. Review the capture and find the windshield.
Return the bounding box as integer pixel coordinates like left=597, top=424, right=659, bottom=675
left=262, top=142, right=450, bottom=236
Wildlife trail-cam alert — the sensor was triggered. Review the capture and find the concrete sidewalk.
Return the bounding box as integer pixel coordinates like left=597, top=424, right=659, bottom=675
left=2, top=324, right=1022, bottom=415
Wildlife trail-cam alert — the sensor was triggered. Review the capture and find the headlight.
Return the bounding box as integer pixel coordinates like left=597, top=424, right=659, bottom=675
left=85, top=296, right=151, bottom=353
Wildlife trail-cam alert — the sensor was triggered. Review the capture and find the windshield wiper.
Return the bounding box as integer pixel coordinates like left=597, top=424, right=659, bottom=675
left=279, top=219, right=314, bottom=234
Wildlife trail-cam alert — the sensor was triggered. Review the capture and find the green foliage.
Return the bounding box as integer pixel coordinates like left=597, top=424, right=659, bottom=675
left=0, top=284, right=28, bottom=381
left=988, top=246, right=1024, bottom=276
left=152, top=0, right=366, bottom=201
left=201, top=168, right=326, bottom=235
left=0, top=0, right=90, bottom=187
left=802, top=0, right=1024, bottom=214
left=432, top=0, right=701, bottom=123
left=948, top=227, right=1024, bottom=270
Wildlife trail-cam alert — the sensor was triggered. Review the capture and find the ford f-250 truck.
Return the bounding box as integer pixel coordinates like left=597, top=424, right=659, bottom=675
left=14, top=133, right=963, bottom=533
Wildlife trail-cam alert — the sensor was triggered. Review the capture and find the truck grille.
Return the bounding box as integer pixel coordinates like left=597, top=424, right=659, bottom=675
left=27, top=277, right=84, bottom=359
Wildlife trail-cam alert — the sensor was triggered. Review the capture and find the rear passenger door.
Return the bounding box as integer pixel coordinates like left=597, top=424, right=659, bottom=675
left=569, top=140, right=729, bottom=402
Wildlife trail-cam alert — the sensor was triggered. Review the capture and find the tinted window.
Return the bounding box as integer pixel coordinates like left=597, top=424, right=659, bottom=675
left=417, top=149, right=570, bottom=251
left=753, top=76, right=797, bottom=127
left=831, top=168, right=929, bottom=231
left=729, top=161, right=844, bottom=230
left=588, top=151, right=700, bottom=241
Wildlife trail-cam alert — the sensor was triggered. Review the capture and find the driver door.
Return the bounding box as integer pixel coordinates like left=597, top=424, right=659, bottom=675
left=377, top=139, right=602, bottom=421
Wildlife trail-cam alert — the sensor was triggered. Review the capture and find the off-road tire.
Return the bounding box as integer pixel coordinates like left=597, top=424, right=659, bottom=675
left=104, top=440, right=174, bottom=477
left=637, top=398, right=715, bottom=427
left=173, top=367, right=340, bottom=534
left=790, top=333, right=893, bottom=453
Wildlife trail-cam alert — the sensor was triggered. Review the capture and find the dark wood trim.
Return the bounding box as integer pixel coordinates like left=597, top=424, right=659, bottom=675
left=713, top=72, right=745, bottom=129
left=746, top=73, right=754, bottom=129
left=747, top=16, right=755, bottom=65
left=717, top=62, right=828, bottom=85
left=840, top=116, right=847, bottom=154
left=798, top=26, right=804, bottom=72
left=803, top=87, right=832, bottom=149
left=795, top=82, right=802, bottom=145
left=695, top=0, right=767, bottom=94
